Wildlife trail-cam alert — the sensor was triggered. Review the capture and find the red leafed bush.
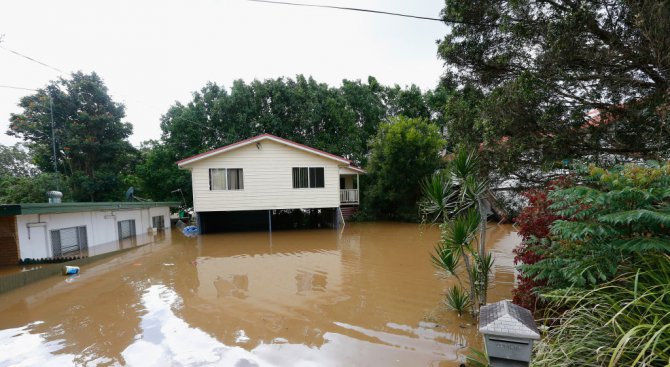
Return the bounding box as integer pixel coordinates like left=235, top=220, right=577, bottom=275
left=512, top=177, right=571, bottom=312
left=515, top=189, right=558, bottom=240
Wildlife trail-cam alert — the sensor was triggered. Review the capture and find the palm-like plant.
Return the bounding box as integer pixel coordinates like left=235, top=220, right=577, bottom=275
left=420, top=171, right=458, bottom=223
left=421, top=147, right=494, bottom=316
left=444, top=285, right=471, bottom=317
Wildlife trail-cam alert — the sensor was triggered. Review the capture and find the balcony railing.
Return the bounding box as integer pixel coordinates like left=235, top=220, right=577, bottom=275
left=340, top=189, right=359, bottom=204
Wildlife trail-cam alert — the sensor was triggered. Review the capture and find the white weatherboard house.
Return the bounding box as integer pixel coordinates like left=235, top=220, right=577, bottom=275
left=177, top=134, right=364, bottom=233
left=0, top=202, right=175, bottom=265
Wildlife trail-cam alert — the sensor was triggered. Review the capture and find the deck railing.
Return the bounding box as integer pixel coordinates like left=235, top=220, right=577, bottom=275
left=340, top=189, right=359, bottom=204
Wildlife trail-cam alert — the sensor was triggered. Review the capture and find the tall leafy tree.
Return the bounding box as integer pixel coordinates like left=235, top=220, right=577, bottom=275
left=363, top=116, right=444, bottom=221
left=439, top=1, right=670, bottom=187
left=8, top=72, right=137, bottom=201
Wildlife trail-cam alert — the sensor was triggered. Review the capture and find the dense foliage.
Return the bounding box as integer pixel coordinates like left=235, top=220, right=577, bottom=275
left=7, top=72, right=137, bottom=201
left=0, top=144, right=38, bottom=177
left=522, top=163, right=670, bottom=289
left=533, top=255, right=670, bottom=366
left=364, top=116, right=444, bottom=221
left=512, top=178, right=570, bottom=312
left=510, top=162, right=670, bottom=365
left=438, top=1, right=670, bottom=188
left=0, top=144, right=71, bottom=204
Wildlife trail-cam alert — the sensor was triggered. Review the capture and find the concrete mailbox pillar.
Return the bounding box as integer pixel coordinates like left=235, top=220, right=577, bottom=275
left=478, top=300, right=540, bottom=367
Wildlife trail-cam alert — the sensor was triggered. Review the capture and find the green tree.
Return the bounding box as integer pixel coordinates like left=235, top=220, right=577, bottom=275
left=0, top=143, right=68, bottom=203
left=363, top=116, right=444, bottom=221
left=438, top=1, right=670, bottom=188
left=8, top=72, right=137, bottom=201
left=0, top=143, right=38, bottom=177
left=0, top=173, right=71, bottom=204
left=135, top=141, right=191, bottom=205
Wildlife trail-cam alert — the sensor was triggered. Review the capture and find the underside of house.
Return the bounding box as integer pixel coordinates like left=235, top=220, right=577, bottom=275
left=197, top=208, right=340, bottom=234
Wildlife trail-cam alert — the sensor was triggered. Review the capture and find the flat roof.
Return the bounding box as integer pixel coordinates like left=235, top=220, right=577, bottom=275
left=0, top=202, right=180, bottom=216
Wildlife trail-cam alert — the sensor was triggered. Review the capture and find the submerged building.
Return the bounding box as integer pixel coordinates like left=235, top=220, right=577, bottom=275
left=177, top=134, right=364, bottom=233
left=0, top=202, right=175, bottom=265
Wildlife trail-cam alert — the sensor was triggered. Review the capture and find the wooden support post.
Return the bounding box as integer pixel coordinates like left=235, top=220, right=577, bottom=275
left=268, top=209, right=272, bottom=233
left=336, top=207, right=340, bottom=229
left=196, top=212, right=203, bottom=234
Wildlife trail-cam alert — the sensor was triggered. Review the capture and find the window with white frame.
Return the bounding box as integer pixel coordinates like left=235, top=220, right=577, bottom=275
left=209, top=168, right=244, bottom=190
left=292, top=167, right=324, bottom=188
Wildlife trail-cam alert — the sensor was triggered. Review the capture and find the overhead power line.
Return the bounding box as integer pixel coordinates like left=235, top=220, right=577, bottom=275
left=247, top=0, right=444, bottom=22
left=0, top=84, right=38, bottom=91
left=0, top=45, right=63, bottom=73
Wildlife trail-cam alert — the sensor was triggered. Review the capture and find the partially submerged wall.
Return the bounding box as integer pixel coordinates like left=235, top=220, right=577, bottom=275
left=15, top=206, right=171, bottom=260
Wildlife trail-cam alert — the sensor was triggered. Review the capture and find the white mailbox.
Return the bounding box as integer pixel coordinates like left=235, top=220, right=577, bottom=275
left=479, top=300, right=540, bottom=367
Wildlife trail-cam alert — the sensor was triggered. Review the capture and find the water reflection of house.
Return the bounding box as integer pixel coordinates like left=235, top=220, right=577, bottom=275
left=0, top=202, right=176, bottom=264
left=176, top=134, right=364, bottom=233
left=195, top=250, right=343, bottom=308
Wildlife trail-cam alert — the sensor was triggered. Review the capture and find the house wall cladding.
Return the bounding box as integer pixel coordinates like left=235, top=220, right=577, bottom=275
left=188, top=139, right=341, bottom=212
left=0, top=216, right=19, bottom=265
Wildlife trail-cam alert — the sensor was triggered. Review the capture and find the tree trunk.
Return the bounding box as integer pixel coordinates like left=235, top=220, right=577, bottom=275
left=460, top=250, right=479, bottom=316
left=477, top=197, right=488, bottom=306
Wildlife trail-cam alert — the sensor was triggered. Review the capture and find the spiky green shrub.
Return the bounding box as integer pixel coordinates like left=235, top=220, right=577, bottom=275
left=444, top=285, right=471, bottom=317
left=533, top=255, right=670, bottom=366
left=464, top=348, right=490, bottom=367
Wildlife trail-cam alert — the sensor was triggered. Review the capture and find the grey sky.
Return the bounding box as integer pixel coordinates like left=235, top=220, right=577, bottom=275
left=0, top=0, right=447, bottom=146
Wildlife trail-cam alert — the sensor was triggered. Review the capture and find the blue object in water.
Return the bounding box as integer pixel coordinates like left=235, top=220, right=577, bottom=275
left=182, top=226, right=199, bottom=236
left=63, top=266, right=80, bottom=275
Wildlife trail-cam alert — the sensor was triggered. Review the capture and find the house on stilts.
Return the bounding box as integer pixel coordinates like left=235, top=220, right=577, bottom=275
left=176, top=134, right=364, bottom=233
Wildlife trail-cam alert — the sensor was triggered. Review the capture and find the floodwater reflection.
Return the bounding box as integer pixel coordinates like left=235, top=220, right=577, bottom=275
left=0, top=222, right=520, bottom=366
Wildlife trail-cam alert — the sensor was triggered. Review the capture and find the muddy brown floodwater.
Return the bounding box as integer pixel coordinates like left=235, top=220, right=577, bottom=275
left=0, top=222, right=520, bottom=367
